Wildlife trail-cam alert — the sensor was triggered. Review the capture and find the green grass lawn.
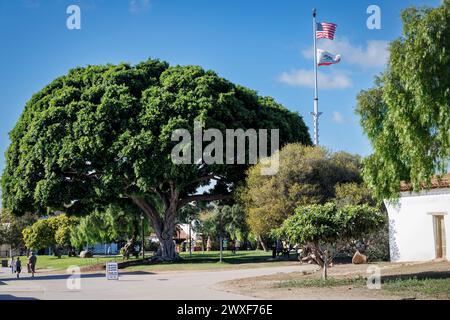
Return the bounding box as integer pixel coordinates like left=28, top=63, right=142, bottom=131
left=383, top=277, right=450, bottom=300
left=126, top=250, right=296, bottom=272
left=12, top=255, right=128, bottom=271
left=274, top=277, right=366, bottom=289
left=14, top=250, right=295, bottom=273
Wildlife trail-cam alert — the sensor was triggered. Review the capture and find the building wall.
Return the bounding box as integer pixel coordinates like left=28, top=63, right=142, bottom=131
left=0, top=245, right=20, bottom=258
left=0, top=244, right=11, bottom=257
left=385, top=188, right=450, bottom=262
left=90, top=243, right=119, bottom=255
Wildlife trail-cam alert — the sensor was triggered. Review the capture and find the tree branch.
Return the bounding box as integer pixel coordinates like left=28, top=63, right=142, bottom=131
left=131, top=196, right=163, bottom=234
left=178, top=193, right=233, bottom=209
left=151, top=187, right=170, bottom=211
left=189, top=174, right=223, bottom=186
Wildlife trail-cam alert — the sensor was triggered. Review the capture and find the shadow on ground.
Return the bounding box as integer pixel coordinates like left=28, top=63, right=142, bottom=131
left=175, top=253, right=299, bottom=265
left=0, top=294, right=37, bottom=300
left=0, top=270, right=154, bottom=282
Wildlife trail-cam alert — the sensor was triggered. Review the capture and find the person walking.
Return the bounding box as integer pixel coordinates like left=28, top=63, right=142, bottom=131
left=15, top=257, right=22, bottom=279
left=9, top=256, right=15, bottom=274
left=28, top=252, right=37, bottom=278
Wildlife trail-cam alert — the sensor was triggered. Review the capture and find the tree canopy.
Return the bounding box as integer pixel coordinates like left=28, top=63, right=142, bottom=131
left=239, top=144, right=363, bottom=245
left=22, top=214, right=78, bottom=252
left=0, top=209, right=37, bottom=251
left=2, top=58, right=310, bottom=260
left=356, top=1, right=450, bottom=200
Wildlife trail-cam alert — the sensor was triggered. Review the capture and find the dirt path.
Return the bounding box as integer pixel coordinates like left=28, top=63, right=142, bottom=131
left=0, top=265, right=315, bottom=300
left=213, top=261, right=450, bottom=300
left=1, top=261, right=448, bottom=300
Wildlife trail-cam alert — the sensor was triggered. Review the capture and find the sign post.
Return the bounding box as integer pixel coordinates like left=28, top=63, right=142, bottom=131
left=106, top=262, right=119, bottom=280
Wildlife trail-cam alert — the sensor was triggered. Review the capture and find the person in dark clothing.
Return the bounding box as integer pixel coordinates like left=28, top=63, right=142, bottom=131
left=28, top=252, right=37, bottom=278
left=229, top=240, right=236, bottom=254
left=15, top=257, right=22, bottom=279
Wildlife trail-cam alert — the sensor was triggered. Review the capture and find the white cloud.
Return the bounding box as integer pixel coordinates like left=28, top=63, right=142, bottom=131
left=278, top=69, right=352, bottom=90
left=331, top=111, right=344, bottom=124
left=129, top=0, right=151, bottom=14
left=302, top=38, right=389, bottom=69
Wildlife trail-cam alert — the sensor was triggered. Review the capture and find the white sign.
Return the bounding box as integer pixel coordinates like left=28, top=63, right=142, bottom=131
left=106, top=262, right=119, bottom=280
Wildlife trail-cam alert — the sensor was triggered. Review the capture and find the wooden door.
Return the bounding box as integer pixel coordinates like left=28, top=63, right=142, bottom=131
left=434, top=216, right=445, bottom=259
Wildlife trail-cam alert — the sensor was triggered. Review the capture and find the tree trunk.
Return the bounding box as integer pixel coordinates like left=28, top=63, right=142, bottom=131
left=258, top=235, right=268, bottom=252
left=157, top=236, right=176, bottom=261
left=132, top=196, right=178, bottom=262
left=219, top=235, right=223, bottom=263
left=322, top=250, right=328, bottom=280
left=201, top=235, right=205, bottom=253
left=153, top=216, right=178, bottom=261
left=207, top=236, right=212, bottom=251
left=131, top=186, right=232, bottom=262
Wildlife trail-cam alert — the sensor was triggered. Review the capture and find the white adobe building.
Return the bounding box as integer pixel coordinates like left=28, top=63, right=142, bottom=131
left=385, top=174, right=449, bottom=262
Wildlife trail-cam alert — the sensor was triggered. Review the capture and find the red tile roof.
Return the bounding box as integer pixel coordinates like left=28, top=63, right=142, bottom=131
left=400, top=173, right=450, bottom=192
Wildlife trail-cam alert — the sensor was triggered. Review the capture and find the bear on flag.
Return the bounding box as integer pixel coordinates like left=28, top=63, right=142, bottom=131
left=317, top=49, right=341, bottom=67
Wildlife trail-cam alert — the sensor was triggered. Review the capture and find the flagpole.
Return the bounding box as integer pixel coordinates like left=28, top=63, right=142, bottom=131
left=312, top=8, right=321, bottom=146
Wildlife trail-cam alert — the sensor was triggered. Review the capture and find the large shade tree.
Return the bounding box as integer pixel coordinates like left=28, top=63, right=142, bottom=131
left=2, top=59, right=311, bottom=261
left=356, top=1, right=450, bottom=200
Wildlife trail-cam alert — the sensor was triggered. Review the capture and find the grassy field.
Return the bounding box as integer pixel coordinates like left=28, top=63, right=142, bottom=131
left=275, top=277, right=366, bottom=289
left=11, top=255, right=127, bottom=271
left=383, top=277, right=450, bottom=300
left=126, top=251, right=297, bottom=272
left=11, top=250, right=296, bottom=273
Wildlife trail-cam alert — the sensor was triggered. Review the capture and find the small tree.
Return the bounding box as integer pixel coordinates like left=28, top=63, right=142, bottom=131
left=240, top=144, right=363, bottom=250
left=274, top=203, right=385, bottom=279
left=0, top=210, right=37, bottom=255
left=23, top=219, right=55, bottom=253
left=23, top=214, right=77, bottom=257
left=224, top=205, right=249, bottom=248
left=334, top=183, right=390, bottom=261
left=198, top=204, right=248, bottom=262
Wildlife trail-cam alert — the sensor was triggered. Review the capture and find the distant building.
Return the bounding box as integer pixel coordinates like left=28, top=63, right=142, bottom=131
left=149, top=223, right=200, bottom=253
left=0, top=244, right=21, bottom=258
left=385, top=174, right=449, bottom=262
left=89, top=243, right=119, bottom=255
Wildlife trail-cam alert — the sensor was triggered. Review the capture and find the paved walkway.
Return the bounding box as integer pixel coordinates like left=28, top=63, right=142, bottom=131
left=0, top=265, right=316, bottom=300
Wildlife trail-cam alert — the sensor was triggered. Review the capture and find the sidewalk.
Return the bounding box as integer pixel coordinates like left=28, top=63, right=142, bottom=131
left=0, top=265, right=316, bottom=300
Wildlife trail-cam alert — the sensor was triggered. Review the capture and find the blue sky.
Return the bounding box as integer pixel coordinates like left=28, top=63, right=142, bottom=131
left=0, top=0, right=442, bottom=183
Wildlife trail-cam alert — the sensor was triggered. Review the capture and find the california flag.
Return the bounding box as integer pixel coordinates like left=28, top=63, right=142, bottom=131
left=317, top=49, right=341, bottom=67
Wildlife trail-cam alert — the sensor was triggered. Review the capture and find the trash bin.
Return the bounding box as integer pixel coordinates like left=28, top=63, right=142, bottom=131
left=1, top=260, right=8, bottom=267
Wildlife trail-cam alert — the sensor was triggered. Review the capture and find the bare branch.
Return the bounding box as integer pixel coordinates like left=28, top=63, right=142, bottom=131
left=151, top=187, right=170, bottom=211
left=131, top=196, right=163, bottom=234
left=178, top=193, right=233, bottom=209
left=189, top=174, right=223, bottom=186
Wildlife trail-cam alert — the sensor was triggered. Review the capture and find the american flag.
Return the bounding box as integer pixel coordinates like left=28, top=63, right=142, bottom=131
left=316, top=22, right=337, bottom=40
